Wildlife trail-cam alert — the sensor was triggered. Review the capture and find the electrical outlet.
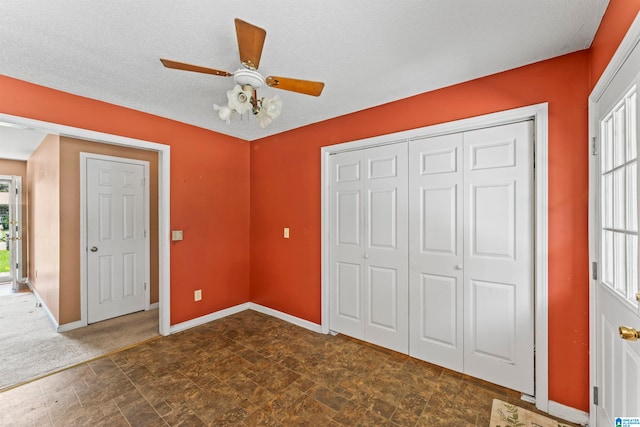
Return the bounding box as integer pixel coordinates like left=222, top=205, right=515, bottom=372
left=194, top=289, right=202, bottom=301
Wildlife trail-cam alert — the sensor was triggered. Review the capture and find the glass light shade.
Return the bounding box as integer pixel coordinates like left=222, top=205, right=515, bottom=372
left=214, top=104, right=232, bottom=123
left=227, top=85, right=253, bottom=114
left=263, top=96, right=283, bottom=119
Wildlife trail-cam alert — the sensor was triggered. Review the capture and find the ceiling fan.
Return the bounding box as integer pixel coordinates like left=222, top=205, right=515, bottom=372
left=160, top=18, right=325, bottom=127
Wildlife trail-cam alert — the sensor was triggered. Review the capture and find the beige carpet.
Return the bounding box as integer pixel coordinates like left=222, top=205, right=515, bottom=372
left=490, top=399, right=572, bottom=427
left=0, top=291, right=159, bottom=391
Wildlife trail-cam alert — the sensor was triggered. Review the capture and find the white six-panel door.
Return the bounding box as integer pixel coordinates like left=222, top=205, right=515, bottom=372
left=330, top=143, right=409, bottom=353
left=87, top=158, right=147, bottom=324
left=408, top=133, right=464, bottom=372
left=461, top=122, right=534, bottom=395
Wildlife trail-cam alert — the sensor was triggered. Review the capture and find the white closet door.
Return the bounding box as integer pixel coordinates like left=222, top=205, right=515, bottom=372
left=330, top=143, right=409, bottom=353
left=462, top=121, right=534, bottom=395
left=409, top=133, right=464, bottom=371
left=330, top=150, right=366, bottom=339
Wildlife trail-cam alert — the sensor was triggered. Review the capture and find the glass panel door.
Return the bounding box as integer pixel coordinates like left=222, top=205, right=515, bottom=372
left=0, top=176, right=21, bottom=290
left=600, top=85, right=639, bottom=309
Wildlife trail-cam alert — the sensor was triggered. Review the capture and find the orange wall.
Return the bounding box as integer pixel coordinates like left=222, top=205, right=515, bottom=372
left=250, top=51, right=591, bottom=410
left=0, top=75, right=251, bottom=325
left=0, top=158, right=28, bottom=268
left=590, top=0, right=640, bottom=90
left=27, top=134, right=61, bottom=322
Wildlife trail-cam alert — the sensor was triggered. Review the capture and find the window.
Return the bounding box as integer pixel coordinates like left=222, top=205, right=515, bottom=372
left=600, top=85, right=639, bottom=307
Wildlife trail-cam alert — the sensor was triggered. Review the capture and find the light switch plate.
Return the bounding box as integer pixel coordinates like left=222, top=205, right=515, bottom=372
left=172, top=230, right=184, bottom=241
left=284, top=227, right=290, bottom=239
left=194, top=289, right=202, bottom=301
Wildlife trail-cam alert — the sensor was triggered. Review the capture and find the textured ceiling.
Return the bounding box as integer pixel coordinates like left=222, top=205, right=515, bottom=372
left=0, top=0, right=609, bottom=146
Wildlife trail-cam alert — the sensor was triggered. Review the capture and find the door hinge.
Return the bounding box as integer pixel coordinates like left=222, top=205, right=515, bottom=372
left=144, top=282, right=147, bottom=290
left=144, top=229, right=147, bottom=238
left=593, top=386, right=599, bottom=406
left=592, top=261, right=598, bottom=281
left=592, top=136, right=598, bottom=156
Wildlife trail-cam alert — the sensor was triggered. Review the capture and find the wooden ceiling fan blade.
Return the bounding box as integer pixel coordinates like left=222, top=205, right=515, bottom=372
left=265, top=76, right=325, bottom=97
left=235, top=18, right=266, bottom=70
left=160, top=58, right=232, bottom=77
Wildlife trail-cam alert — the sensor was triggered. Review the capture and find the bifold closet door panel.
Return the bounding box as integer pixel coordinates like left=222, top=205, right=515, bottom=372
left=330, top=143, right=409, bottom=353
left=408, top=133, right=464, bottom=372
left=330, top=150, right=366, bottom=340
left=363, top=143, right=409, bottom=353
left=462, top=121, right=534, bottom=395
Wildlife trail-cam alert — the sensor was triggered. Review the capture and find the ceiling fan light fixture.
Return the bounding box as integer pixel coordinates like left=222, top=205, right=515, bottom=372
left=214, top=104, right=232, bottom=124
left=263, top=95, right=282, bottom=120
left=227, top=84, right=254, bottom=114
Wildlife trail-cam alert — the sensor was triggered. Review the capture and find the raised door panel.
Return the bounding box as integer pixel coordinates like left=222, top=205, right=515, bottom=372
left=330, top=151, right=365, bottom=338
left=409, top=133, right=464, bottom=371
left=363, top=143, right=409, bottom=353
left=463, top=121, right=534, bottom=395
left=87, top=159, right=146, bottom=324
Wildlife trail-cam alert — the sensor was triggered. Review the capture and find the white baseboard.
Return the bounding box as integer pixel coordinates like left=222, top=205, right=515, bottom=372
left=248, top=303, right=323, bottom=334
left=26, top=280, right=60, bottom=331
left=57, top=320, right=86, bottom=332
left=548, top=400, right=589, bottom=426
left=169, top=302, right=251, bottom=334
left=148, top=302, right=159, bottom=310
left=166, top=302, right=323, bottom=336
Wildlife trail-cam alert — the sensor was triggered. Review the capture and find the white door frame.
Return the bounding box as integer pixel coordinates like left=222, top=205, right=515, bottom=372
left=0, top=112, right=171, bottom=336
left=80, top=153, right=151, bottom=324
left=321, top=103, right=549, bottom=411
left=588, top=11, right=640, bottom=427
left=0, top=174, right=22, bottom=288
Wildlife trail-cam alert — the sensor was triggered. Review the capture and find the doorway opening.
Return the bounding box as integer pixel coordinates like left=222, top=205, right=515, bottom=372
left=0, top=175, right=22, bottom=291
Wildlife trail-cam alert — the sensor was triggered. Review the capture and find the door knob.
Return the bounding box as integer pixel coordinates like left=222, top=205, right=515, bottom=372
left=619, top=326, right=640, bottom=341
left=364, top=254, right=369, bottom=259
left=90, top=246, right=98, bottom=252
left=455, top=264, right=463, bottom=270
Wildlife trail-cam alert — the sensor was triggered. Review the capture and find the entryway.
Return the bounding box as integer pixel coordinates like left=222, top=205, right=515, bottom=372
left=0, top=175, right=22, bottom=290
left=321, top=104, right=549, bottom=410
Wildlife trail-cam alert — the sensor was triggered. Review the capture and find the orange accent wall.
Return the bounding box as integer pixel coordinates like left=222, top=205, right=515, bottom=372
left=589, top=0, right=640, bottom=91
left=0, top=75, right=251, bottom=325
left=250, top=51, right=591, bottom=410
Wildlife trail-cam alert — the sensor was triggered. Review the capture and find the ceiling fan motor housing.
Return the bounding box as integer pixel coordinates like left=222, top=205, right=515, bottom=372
left=233, top=69, right=265, bottom=89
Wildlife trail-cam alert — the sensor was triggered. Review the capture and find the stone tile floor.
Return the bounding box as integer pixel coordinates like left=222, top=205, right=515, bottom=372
left=0, top=310, right=580, bottom=426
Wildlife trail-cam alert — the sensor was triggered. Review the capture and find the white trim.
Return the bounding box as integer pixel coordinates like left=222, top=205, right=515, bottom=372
left=167, top=302, right=323, bottom=335
left=320, top=103, right=549, bottom=412
left=80, top=153, right=150, bottom=327
left=588, top=11, right=640, bottom=427
left=548, top=400, right=590, bottom=426
left=26, top=279, right=59, bottom=331
left=148, top=302, right=159, bottom=310
left=0, top=112, right=172, bottom=336
left=169, top=302, right=251, bottom=334
left=249, top=303, right=323, bottom=333
left=0, top=174, right=23, bottom=287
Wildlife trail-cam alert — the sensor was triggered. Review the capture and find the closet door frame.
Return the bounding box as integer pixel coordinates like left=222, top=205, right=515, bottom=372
left=320, top=103, right=549, bottom=412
